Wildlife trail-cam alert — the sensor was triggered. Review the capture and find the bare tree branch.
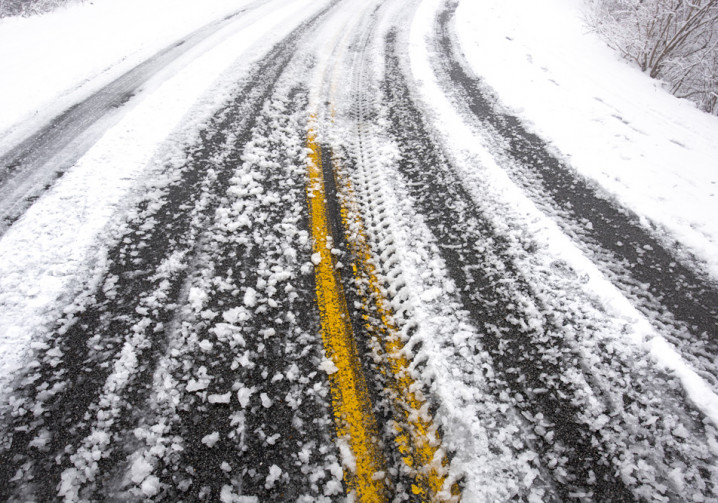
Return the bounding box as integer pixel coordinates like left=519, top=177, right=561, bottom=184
left=586, top=0, right=718, bottom=114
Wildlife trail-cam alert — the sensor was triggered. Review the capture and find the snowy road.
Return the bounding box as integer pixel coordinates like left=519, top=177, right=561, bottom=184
left=1, top=0, right=717, bottom=501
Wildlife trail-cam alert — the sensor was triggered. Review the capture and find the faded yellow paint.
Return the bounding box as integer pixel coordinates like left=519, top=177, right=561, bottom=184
left=305, top=119, right=387, bottom=503
left=307, top=31, right=460, bottom=498
left=333, top=158, right=461, bottom=502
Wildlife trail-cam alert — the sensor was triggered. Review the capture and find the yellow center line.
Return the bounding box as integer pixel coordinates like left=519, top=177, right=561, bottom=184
left=306, top=128, right=460, bottom=500
left=306, top=19, right=459, bottom=500
left=333, top=160, right=460, bottom=502
left=306, top=119, right=387, bottom=502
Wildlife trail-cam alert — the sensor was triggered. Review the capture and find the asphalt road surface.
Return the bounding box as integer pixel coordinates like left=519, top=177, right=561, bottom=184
left=1, top=0, right=716, bottom=501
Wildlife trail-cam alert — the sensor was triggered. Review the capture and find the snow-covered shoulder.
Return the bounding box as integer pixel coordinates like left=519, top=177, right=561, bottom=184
left=453, top=0, right=718, bottom=279
left=0, top=0, right=253, bottom=152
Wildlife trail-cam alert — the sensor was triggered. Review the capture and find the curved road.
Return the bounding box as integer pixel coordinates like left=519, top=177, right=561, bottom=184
left=0, top=0, right=716, bottom=501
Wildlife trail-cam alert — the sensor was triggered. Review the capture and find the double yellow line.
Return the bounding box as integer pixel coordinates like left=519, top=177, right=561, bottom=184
left=306, top=123, right=387, bottom=501
left=306, top=117, right=459, bottom=501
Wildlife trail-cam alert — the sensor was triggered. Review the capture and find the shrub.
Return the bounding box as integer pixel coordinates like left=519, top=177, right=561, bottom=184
left=0, top=0, right=83, bottom=18
left=587, top=0, right=718, bottom=114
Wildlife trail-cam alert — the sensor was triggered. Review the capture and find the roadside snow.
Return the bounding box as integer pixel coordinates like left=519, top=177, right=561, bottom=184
left=411, top=0, right=718, bottom=430
left=454, top=0, right=718, bottom=279
left=0, top=0, right=260, bottom=154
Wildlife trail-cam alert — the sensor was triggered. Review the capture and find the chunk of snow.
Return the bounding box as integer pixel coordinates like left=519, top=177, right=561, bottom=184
left=208, top=392, right=232, bottom=404
left=318, top=357, right=338, bottom=375
left=186, top=379, right=209, bottom=392
left=188, top=287, right=207, bottom=312
left=324, top=479, right=343, bottom=496
left=220, top=484, right=258, bottom=503
left=243, top=287, right=258, bottom=308
left=141, top=475, right=160, bottom=497
left=130, top=456, right=153, bottom=484
left=28, top=429, right=51, bottom=449
left=223, top=307, right=249, bottom=324
left=336, top=437, right=356, bottom=473
left=260, top=328, right=276, bottom=338
left=199, top=339, right=213, bottom=352
left=311, top=252, right=322, bottom=265
left=201, top=432, right=220, bottom=448
left=265, top=465, right=282, bottom=489
left=237, top=387, right=254, bottom=408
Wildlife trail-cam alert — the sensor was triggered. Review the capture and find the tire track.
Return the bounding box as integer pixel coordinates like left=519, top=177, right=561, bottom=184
left=0, top=0, right=269, bottom=237
left=380, top=28, right=718, bottom=501
left=118, top=88, right=342, bottom=502
left=310, top=9, right=455, bottom=501
left=433, top=2, right=718, bottom=385
left=321, top=140, right=460, bottom=501
left=0, top=7, right=334, bottom=500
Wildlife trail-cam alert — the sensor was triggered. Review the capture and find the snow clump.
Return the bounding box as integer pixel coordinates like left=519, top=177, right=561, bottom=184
left=201, top=432, right=220, bottom=448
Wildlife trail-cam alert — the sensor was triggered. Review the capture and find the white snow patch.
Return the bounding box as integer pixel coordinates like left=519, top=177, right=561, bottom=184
left=243, top=287, right=258, bottom=308
left=0, top=0, right=255, bottom=152
left=208, top=392, right=232, bottom=404
left=318, top=357, right=339, bottom=375
left=201, top=431, right=220, bottom=448
left=0, top=0, right=329, bottom=399
left=454, top=0, right=718, bottom=278
left=412, top=0, right=718, bottom=429
left=265, top=464, right=282, bottom=489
